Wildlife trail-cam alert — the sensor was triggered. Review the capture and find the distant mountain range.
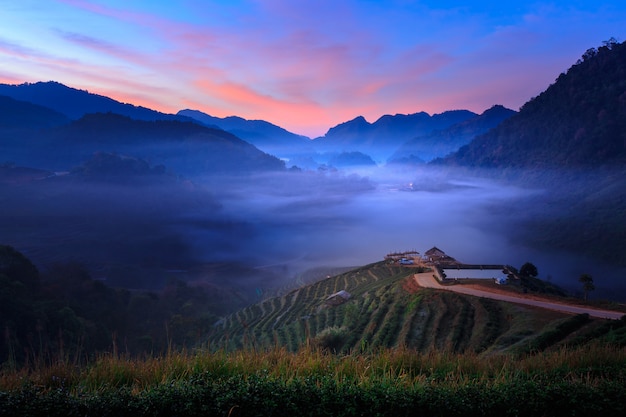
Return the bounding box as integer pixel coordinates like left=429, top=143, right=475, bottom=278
left=0, top=81, right=191, bottom=122
left=312, top=109, right=481, bottom=162
left=1, top=39, right=625, bottom=308
left=1, top=80, right=517, bottom=171
left=5, top=37, right=624, bottom=175
left=389, top=105, right=516, bottom=164
left=0, top=110, right=285, bottom=175
left=176, top=107, right=520, bottom=168
left=177, top=109, right=313, bottom=161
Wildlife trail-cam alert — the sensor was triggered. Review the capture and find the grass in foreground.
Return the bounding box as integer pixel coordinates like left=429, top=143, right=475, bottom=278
left=1, top=344, right=626, bottom=416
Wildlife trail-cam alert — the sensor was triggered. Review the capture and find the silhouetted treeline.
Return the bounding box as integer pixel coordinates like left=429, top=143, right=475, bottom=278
left=1, top=244, right=219, bottom=365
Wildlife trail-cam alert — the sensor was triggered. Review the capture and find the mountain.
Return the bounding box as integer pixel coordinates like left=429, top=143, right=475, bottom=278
left=0, top=81, right=192, bottom=122
left=1, top=112, right=285, bottom=174
left=208, top=261, right=621, bottom=354
left=177, top=109, right=313, bottom=160
left=389, top=105, right=516, bottom=164
left=0, top=95, right=70, bottom=129
left=438, top=40, right=626, bottom=268
left=447, top=40, right=626, bottom=169
left=328, top=151, right=377, bottom=168
left=313, top=110, right=477, bottom=162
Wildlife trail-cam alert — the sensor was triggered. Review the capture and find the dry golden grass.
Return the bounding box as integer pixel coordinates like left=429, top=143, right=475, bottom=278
left=2, top=343, right=624, bottom=394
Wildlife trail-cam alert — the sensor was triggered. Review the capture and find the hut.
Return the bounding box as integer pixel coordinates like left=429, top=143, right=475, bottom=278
left=326, top=290, right=351, bottom=306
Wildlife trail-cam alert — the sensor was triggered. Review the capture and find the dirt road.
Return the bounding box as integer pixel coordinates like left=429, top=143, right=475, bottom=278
left=413, top=273, right=624, bottom=320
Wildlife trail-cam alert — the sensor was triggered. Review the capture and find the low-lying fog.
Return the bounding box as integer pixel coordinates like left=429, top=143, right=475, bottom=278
left=186, top=166, right=625, bottom=300
left=2, top=164, right=624, bottom=301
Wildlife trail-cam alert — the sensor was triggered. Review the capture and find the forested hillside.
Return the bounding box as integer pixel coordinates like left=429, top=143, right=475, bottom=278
left=0, top=244, right=242, bottom=364
left=441, top=40, right=626, bottom=268
left=389, top=105, right=515, bottom=163
left=449, top=39, right=626, bottom=168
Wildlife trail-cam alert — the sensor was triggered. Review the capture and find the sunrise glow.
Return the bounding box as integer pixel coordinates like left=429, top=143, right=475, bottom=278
left=1, top=0, right=624, bottom=137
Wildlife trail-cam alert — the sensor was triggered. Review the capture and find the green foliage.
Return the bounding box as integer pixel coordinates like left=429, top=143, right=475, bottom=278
left=452, top=39, right=626, bottom=168
left=2, top=345, right=626, bottom=416
left=312, top=327, right=349, bottom=352
left=71, top=152, right=167, bottom=181
left=522, top=314, right=591, bottom=353
left=579, top=274, right=595, bottom=301
left=0, top=247, right=220, bottom=365
left=0, top=246, right=621, bottom=380
left=566, top=316, right=626, bottom=348
left=519, top=262, right=538, bottom=278
left=0, top=244, right=39, bottom=291
left=208, top=262, right=622, bottom=356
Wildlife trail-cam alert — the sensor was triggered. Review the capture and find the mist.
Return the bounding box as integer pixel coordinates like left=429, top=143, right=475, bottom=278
left=2, top=161, right=624, bottom=303
left=179, top=165, right=626, bottom=300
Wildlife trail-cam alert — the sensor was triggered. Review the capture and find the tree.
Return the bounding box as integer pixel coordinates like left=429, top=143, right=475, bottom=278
left=579, top=273, right=595, bottom=301
left=520, top=262, right=538, bottom=278
left=0, top=245, right=39, bottom=291
left=602, top=37, right=619, bottom=50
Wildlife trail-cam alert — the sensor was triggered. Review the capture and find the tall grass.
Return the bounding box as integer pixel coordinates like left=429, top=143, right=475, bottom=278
left=2, top=343, right=625, bottom=394
left=2, top=344, right=625, bottom=416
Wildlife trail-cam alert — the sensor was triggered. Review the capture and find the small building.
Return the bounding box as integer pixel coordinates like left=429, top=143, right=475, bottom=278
left=326, top=290, right=351, bottom=306
left=424, top=246, right=446, bottom=259
left=424, top=247, right=458, bottom=265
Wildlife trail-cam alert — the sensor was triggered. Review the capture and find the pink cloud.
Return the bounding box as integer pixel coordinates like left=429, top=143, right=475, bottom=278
left=6, top=0, right=621, bottom=138
left=0, top=38, right=56, bottom=61
left=57, top=30, right=141, bottom=63
left=45, top=1, right=422, bottom=134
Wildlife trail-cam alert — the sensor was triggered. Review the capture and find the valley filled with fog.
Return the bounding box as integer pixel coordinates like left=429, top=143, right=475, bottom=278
left=4, top=163, right=623, bottom=302
left=197, top=166, right=625, bottom=300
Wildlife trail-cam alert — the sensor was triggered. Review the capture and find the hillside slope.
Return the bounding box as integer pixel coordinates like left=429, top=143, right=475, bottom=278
left=178, top=109, right=313, bottom=160
left=0, top=95, right=69, bottom=128
left=440, top=40, right=626, bottom=268
left=448, top=39, right=626, bottom=169
left=0, top=81, right=191, bottom=122
left=1, top=112, right=285, bottom=174
left=209, top=262, right=623, bottom=354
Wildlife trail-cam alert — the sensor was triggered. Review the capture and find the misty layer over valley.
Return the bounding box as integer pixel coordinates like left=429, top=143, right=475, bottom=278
left=2, top=158, right=624, bottom=303
left=1, top=39, right=626, bottom=312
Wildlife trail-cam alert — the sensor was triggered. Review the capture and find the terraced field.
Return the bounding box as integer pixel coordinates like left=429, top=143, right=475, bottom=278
left=208, top=261, right=624, bottom=354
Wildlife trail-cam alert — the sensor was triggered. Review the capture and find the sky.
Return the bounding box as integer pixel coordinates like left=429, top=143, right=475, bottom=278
left=0, top=0, right=624, bottom=138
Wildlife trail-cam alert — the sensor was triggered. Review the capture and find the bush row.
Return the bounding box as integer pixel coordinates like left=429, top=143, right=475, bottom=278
left=2, top=374, right=625, bottom=417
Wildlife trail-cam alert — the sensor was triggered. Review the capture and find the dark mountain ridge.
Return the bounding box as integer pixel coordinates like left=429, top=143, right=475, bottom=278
left=313, top=110, right=477, bottom=161
left=0, top=81, right=193, bottom=123
left=436, top=40, right=626, bottom=268
left=1, top=112, right=285, bottom=174
left=177, top=109, right=313, bottom=160
left=447, top=39, right=626, bottom=169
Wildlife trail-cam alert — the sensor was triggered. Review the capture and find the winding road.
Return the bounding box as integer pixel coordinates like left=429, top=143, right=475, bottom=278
left=413, top=273, right=624, bottom=320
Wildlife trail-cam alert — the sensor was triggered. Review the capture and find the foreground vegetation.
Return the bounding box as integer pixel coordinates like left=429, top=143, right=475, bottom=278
left=1, top=344, right=626, bottom=416
left=4, top=245, right=626, bottom=415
